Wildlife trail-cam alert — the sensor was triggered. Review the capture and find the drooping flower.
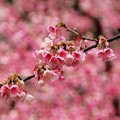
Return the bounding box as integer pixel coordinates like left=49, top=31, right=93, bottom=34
left=98, top=48, right=116, bottom=62
left=0, top=74, right=33, bottom=101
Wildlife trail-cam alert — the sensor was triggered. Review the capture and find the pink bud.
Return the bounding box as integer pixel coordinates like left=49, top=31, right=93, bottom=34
left=47, top=26, right=55, bottom=33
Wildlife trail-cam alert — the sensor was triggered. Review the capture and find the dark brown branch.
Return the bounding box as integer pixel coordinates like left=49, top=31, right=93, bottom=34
left=64, top=25, right=97, bottom=42
left=65, top=26, right=80, bottom=36
left=108, top=34, right=120, bottom=42
left=23, top=74, right=35, bottom=82
left=83, top=33, right=120, bottom=52
left=0, top=83, right=2, bottom=88
left=83, top=43, right=98, bottom=52
left=82, top=36, right=97, bottom=42
left=10, top=101, right=15, bottom=110
left=118, top=28, right=120, bottom=33
left=112, top=98, right=120, bottom=116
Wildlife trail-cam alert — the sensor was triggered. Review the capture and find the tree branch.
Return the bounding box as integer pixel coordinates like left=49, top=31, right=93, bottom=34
left=21, top=32, right=120, bottom=82
left=108, top=34, right=120, bottom=42
left=83, top=43, right=98, bottom=52
left=22, top=74, right=35, bottom=82
left=83, top=33, right=120, bottom=52
left=64, top=25, right=97, bottom=42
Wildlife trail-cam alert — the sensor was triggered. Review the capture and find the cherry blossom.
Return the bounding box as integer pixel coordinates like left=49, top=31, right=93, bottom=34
left=0, top=1, right=120, bottom=120
left=98, top=48, right=116, bottom=62
left=0, top=74, right=33, bottom=102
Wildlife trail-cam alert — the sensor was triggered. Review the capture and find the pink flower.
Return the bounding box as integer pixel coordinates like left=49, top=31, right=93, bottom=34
left=0, top=84, right=21, bottom=100
left=57, top=56, right=65, bottom=66
left=48, top=56, right=59, bottom=69
left=43, top=51, right=52, bottom=62
left=43, top=70, right=59, bottom=82
left=0, top=85, right=10, bottom=99
left=47, top=26, right=56, bottom=33
left=10, top=85, right=20, bottom=94
left=73, top=51, right=86, bottom=62
left=0, top=76, right=33, bottom=101
left=41, top=37, right=53, bottom=49
left=65, top=54, right=74, bottom=66
left=55, top=36, right=66, bottom=44
left=74, top=37, right=82, bottom=46
left=72, top=51, right=81, bottom=61
left=47, top=26, right=56, bottom=39
left=58, top=49, right=67, bottom=59
left=98, top=48, right=116, bottom=62
left=33, top=50, right=44, bottom=59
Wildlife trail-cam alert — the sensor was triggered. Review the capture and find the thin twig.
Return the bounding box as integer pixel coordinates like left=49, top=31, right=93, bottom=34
left=83, top=33, right=120, bottom=52
left=64, top=25, right=98, bottom=42
left=82, top=36, right=98, bottom=41
left=23, top=74, right=35, bottom=82
left=108, top=34, right=120, bottom=42
left=83, top=43, right=98, bottom=52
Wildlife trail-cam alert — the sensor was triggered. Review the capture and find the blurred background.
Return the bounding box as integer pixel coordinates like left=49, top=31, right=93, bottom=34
left=0, top=0, right=120, bottom=120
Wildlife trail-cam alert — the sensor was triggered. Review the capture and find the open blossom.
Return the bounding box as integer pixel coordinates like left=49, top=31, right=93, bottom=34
left=0, top=85, right=10, bottom=99
left=0, top=84, right=27, bottom=101
left=98, top=48, right=116, bottom=62
left=48, top=56, right=60, bottom=69
left=65, top=51, right=86, bottom=66
left=72, top=51, right=86, bottom=62
left=65, top=54, right=74, bottom=66
left=97, top=36, right=116, bottom=62
left=33, top=23, right=88, bottom=85
left=43, top=70, right=59, bottom=82
left=35, top=68, right=60, bottom=85
left=47, top=24, right=62, bottom=40
left=0, top=74, right=33, bottom=101
left=58, top=48, right=67, bottom=58
left=33, top=49, right=44, bottom=59
left=43, top=51, right=52, bottom=62
left=41, top=37, right=53, bottom=49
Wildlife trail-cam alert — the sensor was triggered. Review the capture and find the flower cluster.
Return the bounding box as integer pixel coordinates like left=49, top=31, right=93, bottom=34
left=0, top=74, right=33, bottom=101
left=33, top=23, right=86, bottom=85
left=97, top=35, right=116, bottom=61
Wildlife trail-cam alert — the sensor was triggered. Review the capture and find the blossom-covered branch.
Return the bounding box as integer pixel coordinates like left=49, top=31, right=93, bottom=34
left=83, top=33, right=120, bottom=52
left=17, top=24, right=119, bottom=83
left=62, top=23, right=120, bottom=52
left=0, top=22, right=119, bottom=101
